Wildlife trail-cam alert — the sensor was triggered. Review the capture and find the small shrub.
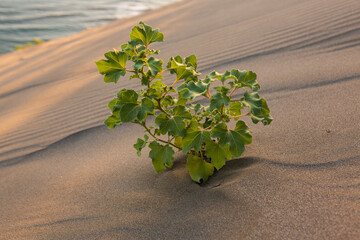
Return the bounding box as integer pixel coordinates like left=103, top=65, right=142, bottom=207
left=14, top=39, right=44, bottom=51
left=96, top=22, right=273, bottom=183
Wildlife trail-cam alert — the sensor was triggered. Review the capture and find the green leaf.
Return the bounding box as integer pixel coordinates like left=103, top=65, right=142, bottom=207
left=176, top=89, right=189, bottom=106
left=185, top=54, right=197, bottom=70
left=229, top=101, right=244, bottom=116
left=205, top=140, right=232, bottom=170
left=134, top=60, right=145, bottom=71
left=137, top=97, right=155, bottom=121
left=182, top=121, right=211, bottom=153
left=154, top=106, right=190, bottom=136
left=130, top=21, right=164, bottom=46
left=241, top=91, right=273, bottom=125
left=133, top=134, right=149, bottom=156
left=162, top=95, right=175, bottom=107
left=147, top=80, right=167, bottom=98
left=155, top=113, right=186, bottom=136
left=104, top=115, right=122, bottom=129
left=117, top=89, right=138, bottom=103
left=173, top=105, right=192, bottom=119
left=119, top=103, right=141, bottom=122
left=167, top=56, right=200, bottom=80
left=149, top=141, right=175, bottom=173
left=209, top=70, right=234, bottom=83
left=211, top=121, right=252, bottom=157
left=178, top=77, right=211, bottom=100
left=147, top=57, right=163, bottom=76
left=230, top=69, right=260, bottom=91
left=186, top=154, right=214, bottom=183
left=174, top=136, right=183, bottom=148
left=96, top=50, right=127, bottom=83
left=108, top=98, right=119, bottom=111
left=214, top=85, right=230, bottom=95
left=210, top=92, right=230, bottom=111
left=121, top=41, right=137, bottom=59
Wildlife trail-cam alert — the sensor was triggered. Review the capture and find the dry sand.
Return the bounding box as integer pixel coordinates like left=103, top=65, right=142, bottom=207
left=1, top=0, right=360, bottom=239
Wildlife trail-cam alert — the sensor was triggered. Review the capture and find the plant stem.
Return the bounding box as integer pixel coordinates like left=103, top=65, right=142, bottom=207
left=156, top=99, right=170, bottom=116
left=229, top=112, right=250, bottom=119
left=153, top=69, right=169, bottom=79
left=161, top=78, right=179, bottom=98
left=200, top=150, right=204, bottom=159
left=205, top=88, right=211, bottom=99
left=229, top=87, right=237, bottom=97
left=140, top=122, right=181, bottom=150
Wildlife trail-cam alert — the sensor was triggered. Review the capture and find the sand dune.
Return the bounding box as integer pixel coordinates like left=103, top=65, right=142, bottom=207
left=1, top=0, right=360, bottom=239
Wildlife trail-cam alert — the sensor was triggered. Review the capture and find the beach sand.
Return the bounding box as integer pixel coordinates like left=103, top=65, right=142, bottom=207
left=1, top=0, right=360, bottom=239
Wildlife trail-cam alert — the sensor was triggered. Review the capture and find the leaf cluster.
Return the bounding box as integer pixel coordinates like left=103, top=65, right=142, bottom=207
left=96, top=22, right=273, bottom=183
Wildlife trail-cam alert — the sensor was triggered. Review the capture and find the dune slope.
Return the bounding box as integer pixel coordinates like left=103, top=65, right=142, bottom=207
left=1, top=0, right=360, bottom=239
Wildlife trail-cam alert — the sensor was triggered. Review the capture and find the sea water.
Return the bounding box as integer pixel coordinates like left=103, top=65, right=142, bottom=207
left=0, top=0, right=178, bottom=54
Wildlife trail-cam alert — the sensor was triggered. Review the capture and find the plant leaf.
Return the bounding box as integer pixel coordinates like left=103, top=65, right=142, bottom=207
left=205, top=140, right=232, bottom=170
left=133, top=134, right=149, bottom=156
left=173, top=105, right=192, bottom=119
left=185, top=54, right=197, bottom=70
left=174, top=136, right=183, bottom=148
left=211, top=121, right=252, bottom=157
left=96, top=50, right=127, bottom=83
left=229, top=101, right=244, bottom=116
left=241, top=91, right=273, bottom=125
left=155, top=113, right=186, bottom=136
left=167, top=56, right=199, bottom=80
left=147, top=57, right=163, bottom=76
left=186, top=154, right=214, bottom=183
left=117, top=89, right=138, bottom=103
left=104, top=115, right=122, bottom=129
left=130, top=21, right=164, bottom=46
left=154, top=105, right=192, bottom=137
left=230, top=69, right=260, bottom=91
left=209, top=70, right=234, bottom=83
left=178, top=77, right=211, bottom=100
left=134, top=60, right=144, bottom=71
left=149, top=141, right=175, bottom=173
left=137, top=97, right=155, bottom=121
left=146, top=80, right=167, bottom=98
left=209, top=92, right=230, bottom=111
left=182, top=121, right=211, bottom=153
left=119, top=103, right=141, bottom=122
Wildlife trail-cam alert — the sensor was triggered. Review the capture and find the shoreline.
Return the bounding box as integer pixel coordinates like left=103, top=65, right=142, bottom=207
left=0, top=0, right=182, bottom=55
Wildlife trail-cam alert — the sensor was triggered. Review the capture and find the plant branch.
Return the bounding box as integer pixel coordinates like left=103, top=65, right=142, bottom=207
left=205, top=88, right=211, bottom=99
left=156, top=99, right=170, bottom=116
left=139, top=122, right=181, bottom=150
left=154, top=69, right=169, bottom=79
left=161, top=78, right=179, bottom=98
left=229, top=87, right=237, bottom=97
left=229, top=112, right=250, bottom=119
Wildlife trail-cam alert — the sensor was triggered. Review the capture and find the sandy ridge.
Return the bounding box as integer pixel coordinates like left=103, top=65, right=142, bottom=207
left=1, top=0, right=360, bottom=239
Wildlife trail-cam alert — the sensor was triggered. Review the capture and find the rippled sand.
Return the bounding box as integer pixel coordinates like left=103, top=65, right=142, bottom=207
left=1, top=0, right=359, bottom=239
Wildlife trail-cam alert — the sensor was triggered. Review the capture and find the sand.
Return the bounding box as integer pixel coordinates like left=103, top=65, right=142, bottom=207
left=1, top=0, right=360, bottom=239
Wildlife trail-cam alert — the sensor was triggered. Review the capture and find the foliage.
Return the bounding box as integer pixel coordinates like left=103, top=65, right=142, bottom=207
left=96, top=22, right=273, bottom=183
left=14, top=39, right=45, bottom=51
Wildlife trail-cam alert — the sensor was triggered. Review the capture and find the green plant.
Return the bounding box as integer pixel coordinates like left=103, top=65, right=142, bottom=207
left=96, top=22, right=273, bottom=183
left=14, top=38, right=45, bottom=51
